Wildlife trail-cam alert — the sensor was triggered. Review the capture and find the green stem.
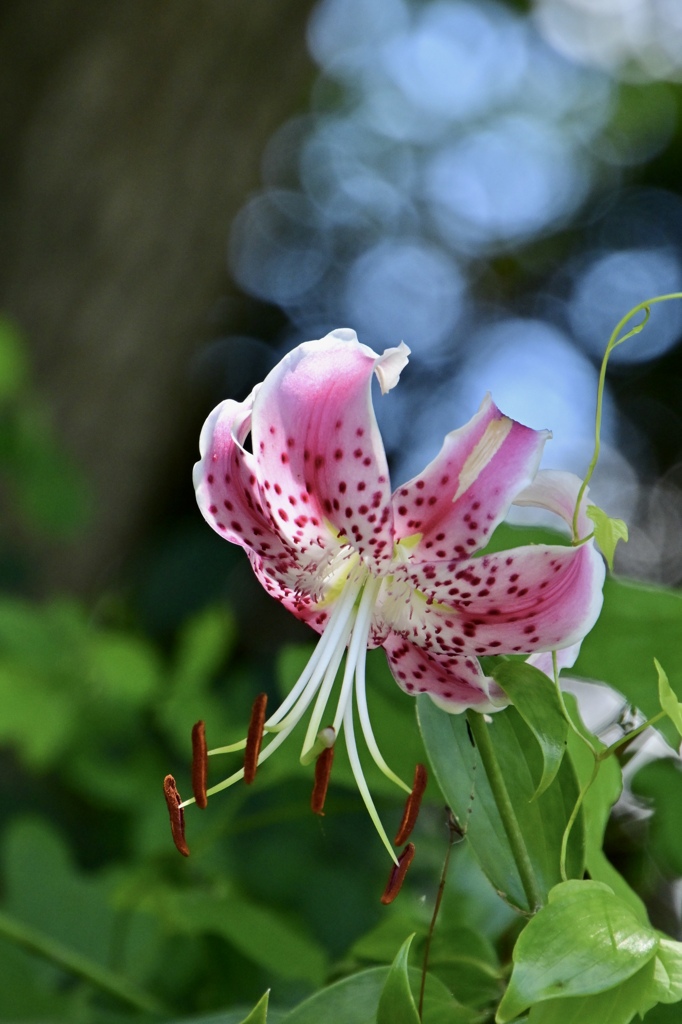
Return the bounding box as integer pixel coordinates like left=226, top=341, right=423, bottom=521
left=560, top=757, right=599, bottom=882
left=0, top=907, right=166, bottom=1015
left=572, top=292, right=682, bottom=540
left=597, top=710, right=667, bottom=761
left=466, top=711, right=544, bottom=912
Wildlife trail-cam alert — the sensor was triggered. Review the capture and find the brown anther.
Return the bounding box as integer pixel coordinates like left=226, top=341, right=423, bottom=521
left=394, top=763, right=428, bottom=845
left=311, top=745, right=335, bottom=815
left=191, top=720, right=208, bottom=809
left=244, top=693, right=268, bottom=784
left=163, top=774, right=189, bottom=857
left=380, top=843, right=415, bottom=905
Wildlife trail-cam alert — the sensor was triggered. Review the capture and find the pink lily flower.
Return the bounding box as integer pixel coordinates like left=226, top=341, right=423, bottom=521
left=188, top=329, right=605, bottom=864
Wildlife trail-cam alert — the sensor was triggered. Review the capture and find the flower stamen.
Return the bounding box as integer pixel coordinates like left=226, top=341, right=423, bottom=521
left=311, top=736, right=335, bottom=816
left=191, top=720, right=208, bottom=809
left=394, top=763, right=428, bottom=845
left=244, top=693, right=268, bottom=784
left=163, top=774, right=190, bottom=857
left=381, top=843, right=415, bottom=904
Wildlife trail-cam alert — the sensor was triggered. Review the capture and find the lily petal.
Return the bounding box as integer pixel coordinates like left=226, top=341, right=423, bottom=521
left=513, top=469, right=592, bottom=537
left=194, top=393, right=290, bottom=557
left=250, top=329, right=409, bottom=573
left=383, top=632, right=507, bottom=713
left=392, top=395, right=550, bottom=559
left=403, top=540, right=605, bottom=658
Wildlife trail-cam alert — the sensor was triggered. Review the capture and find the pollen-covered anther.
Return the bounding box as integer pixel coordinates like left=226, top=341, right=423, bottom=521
left=244, top=693, right=268, bottom=784
left=191, top=720, right=208, bottom=809
left=163, top=774, right=190, bottom=857
left=380, top=842, right=415, bottom=905
left=311, top=740, right=335, bottom=815
left=394, top=763, right=428, bottom=845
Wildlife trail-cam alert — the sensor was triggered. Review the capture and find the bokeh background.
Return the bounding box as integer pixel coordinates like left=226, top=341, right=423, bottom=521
left=2, top=0, right=682, bottom=1019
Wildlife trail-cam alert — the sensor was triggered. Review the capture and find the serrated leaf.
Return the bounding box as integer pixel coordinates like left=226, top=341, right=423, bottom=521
left=655, top=659, right=682, bottom=737
left=377, top=935, right=421, bottom=1024
left=492, top=661, right=568, bottom=798
left=496, top=880, right=659, bottom=1022
left=418, top=699, right=583, bottom=912
left=586, top=505, right=628, bottom=571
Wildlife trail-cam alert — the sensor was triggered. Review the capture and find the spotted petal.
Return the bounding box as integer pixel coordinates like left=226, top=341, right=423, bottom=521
left=392, top=394, right=550, bottom=560
left=383, top=632, right=507, bottom=713
left=250, top=329, right=409, bottom=573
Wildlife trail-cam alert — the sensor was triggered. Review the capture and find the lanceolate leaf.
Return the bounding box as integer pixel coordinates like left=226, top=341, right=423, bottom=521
left=417, top=698, right=584, bottom=912
left=492, top=661, right=568, bottom=798
left=238, top=990, right=270, bottom=1024
left=656, top=659, right=682, bottom=737
left=376, top=935, right=421, bottom=1024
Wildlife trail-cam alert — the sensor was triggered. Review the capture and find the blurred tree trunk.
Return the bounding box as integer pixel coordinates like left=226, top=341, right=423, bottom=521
left=0, top=0, right=314, bottom=594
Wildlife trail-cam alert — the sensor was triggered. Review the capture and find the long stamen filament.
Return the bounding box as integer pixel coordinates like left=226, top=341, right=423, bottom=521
left=343, top=682, right=399, bottom=866
left=182, top=589, right=358, bottom=807
left=354, top=643, right=410, bottom=795
left=265, top=571, right=363, bottom=729
left=300, top=628, right=352, bottom=764
left=331, top=579, right=380, bottom=737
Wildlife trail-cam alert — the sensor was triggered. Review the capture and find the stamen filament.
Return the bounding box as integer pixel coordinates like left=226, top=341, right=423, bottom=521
left=343, top=679, right=399, bottom=866
left=265, top=571, right=364, bottom=729
left=300, top=627, right=353, bottom=764
left=208, top=739, right=247, bottom=755
left=354, top=643, right=411, bottom=795
left=331, top=578, right=381, bottom=737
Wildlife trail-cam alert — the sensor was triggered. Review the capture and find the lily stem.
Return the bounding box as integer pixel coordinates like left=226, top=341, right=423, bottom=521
left=466, top=711, right=543, bottom=913
left=0, top=907, right=167, bottom=1015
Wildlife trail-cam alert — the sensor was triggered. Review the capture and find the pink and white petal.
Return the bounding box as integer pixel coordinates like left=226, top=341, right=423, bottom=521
left=383, top=632, right=508, bottom=713
left=513, top=470, right=593, bottom=538
left=194, top=394, right=292, bottom=559
left=392, top=394, right=550, bottom=560
left=527, top=641, right=583, bottom=680
left=401, top=541, right=605, bottom=658
left=246, top=550, right=335, bottom=634
left=250, top=330, right=409, bottom=572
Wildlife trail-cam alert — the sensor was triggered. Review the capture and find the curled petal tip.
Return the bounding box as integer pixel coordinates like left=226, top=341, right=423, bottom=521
left=374, top=341, right=410, bottom=395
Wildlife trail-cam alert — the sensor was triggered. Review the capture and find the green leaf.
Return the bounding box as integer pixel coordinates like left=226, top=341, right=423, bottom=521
left=377, top=935, right=421, bottom=1024
left=418, top=699, right=584, bottom=911
left=496, top=880, right=659, bottom=1022
left=239, top=990, right=270, bottom=1024
left=492, top=661, right=568, bottom=798
left=0, top=317, right=28, bottom=399
left=652, top=937, right=682, bottom=1004
left=586, top=505, right=628, bottom=571
left=526, top=956, right=659, bottom=1024
left=281, top=965, right=478, bottom=1024
left=564, top=694, right=648, bottom=923
left=632, top=758, right=682, bottom=878
left=655, top=659, right=682, bottom=736
left=574, top=578, right=682, bottom=747
left=142, top=885, right=327, bottom=986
